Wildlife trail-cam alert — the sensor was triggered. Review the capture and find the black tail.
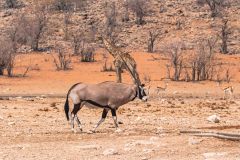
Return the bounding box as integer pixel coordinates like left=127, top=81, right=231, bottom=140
left=64, top=83, right=81, bottom=121
left=64, top=95, right=70, bottom=121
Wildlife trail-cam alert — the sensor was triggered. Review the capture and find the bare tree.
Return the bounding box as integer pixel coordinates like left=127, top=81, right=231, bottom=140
left=196, top=0, right=227, bottom=17
left=165, top=41, right=184, bottom=81
left=219, top=19, right=231, bottom=54
left=224, top=68, right=232, bottom=83
left=53, top=0, right=73, bottom=11
left=5, top=0, right=19, bottom=8
left=0, top=38, right=12, bottom=76
left=104, top=2, right=119, bottom=43
left=147, top=30, right=160, bottom=53
left=63, top=11, right=72, bottom=40
left=71, top=0, right=88, bottom=11
left=52, top=0, right=89, bottom=11
left=122, top=0, right=130, bottom=22
left=5, top=24, right=20, bottom=77
left=72, top=31, right=84, bottom=55
left=52, top=43, right=72, bottom=70
left=129, top=0, right=147, bottom=25
left=71, top=27, right=95, bottom=62
left=27, top=6, right=47, bottom=51
left=80, top=46, right=95, bottom=62
left=101, top=53, right=114, bottom=72
left=190, top=37, right=217, bottom=81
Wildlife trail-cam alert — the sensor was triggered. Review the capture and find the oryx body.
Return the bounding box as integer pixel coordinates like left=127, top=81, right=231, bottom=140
left=64, top=81, right=147, bottom=132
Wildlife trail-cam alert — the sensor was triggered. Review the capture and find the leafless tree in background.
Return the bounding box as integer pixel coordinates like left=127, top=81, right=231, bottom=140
left=0, top=14, right=30, bottom=77
left=219, top=19, right=231, bottom=54
left=80, top=46, right=95, bottom=62
left=5, top=0, right=19, bottom=8
left=72, top=31, right=84, bottom=55
left=190, top=37, right=217, bottom=81
left=0, top=38, right=12, bottom=76
left=129, top=0, right=147, bottom=25
left=71, top=0, right=88, bottom=11
left=5, top=24, right=20, bottom=77
left=104, top=2, right=119, bottom=43
left=28, top=5, right=47, bottom=51
left=52, top=43, right=72, bottom=70
left=147, top=30, right=160, bottom=53
left=53, top=0, right=73, bottom=11
left=63, top=10, right=72, bottom=40
left=196, top=0, right=228, bottom=17
left=122, top=0, right=130, bottom=22
left=71, top=27, right=95, bottom=62
left=52, top=0, right=88, bottom=11
left=165, top=41, right=184, bottom=81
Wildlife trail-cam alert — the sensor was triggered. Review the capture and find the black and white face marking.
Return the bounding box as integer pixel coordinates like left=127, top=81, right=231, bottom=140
left=138, top=84, right=148, bottom=101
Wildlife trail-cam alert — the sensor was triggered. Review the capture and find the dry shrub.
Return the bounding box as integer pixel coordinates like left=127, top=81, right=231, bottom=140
left=101, top=53, right=114, bottom=72
left=128, top=0, right=148, bottom=25
left=80, top=46, right=95, bottom=62
left=71, top=28, right=96, bottom=62
left=164, top=41, right=185, bottom=81
left=147, top=29, right=160, bottom=53
left=196, top=0, right=229, bottom=17
left=52, top=43, right=72, bottom=70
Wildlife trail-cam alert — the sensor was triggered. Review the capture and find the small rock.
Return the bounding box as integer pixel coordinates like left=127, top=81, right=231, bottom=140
left=207, top=115, right=220, bottom=123
left=0, top=116, right=3, bottom=120
left=150, top=136, right=159, bottom=141
left=115, top=128, right=122, bottom=133
left=173, top=91, right=179, bottom=94
left=40, top=95, right=47, bottom=98
left=25, top=98, right=34, bottom=101
left=203, top=152, right=228, bottom=159
left=143, top=148, right=154, bottom=154
left=123, top=147, right=132, bottom=152
left=8, top=122, right=15, bottom=125
left=118, top=121, right=123, bottom=124
left=78, top=144, right=100, bottom=150
left=36, top=97, right=44, bottom=100
left=188, top=137, right=202, bottom=145
left=16, top=96, right=23, bottom=99
left=103, top=148, right=118, bottom=156
left=135, top=116, right=142, bottom=121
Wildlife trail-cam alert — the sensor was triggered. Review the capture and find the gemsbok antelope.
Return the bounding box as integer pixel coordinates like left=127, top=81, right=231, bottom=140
left=64, top=81, right=148, bottom=132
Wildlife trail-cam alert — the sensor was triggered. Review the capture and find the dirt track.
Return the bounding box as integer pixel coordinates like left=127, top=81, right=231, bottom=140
left=0, top=95, right=240, bottom=160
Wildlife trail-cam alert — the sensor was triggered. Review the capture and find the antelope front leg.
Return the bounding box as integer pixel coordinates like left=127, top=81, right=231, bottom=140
left=111, top=109, right=121, bottom=132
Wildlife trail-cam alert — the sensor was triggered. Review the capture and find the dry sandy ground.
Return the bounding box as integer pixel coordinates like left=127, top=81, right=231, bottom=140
left=0, top=52, right=240, bottom=96
left=0, top=96, right=240, bottom=160
left=0, top=52, right=240, bottom=159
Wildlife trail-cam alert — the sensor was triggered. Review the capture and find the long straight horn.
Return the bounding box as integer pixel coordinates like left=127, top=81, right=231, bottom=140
left=102, top=36, right=141, bottom=85
left=116, top=51, right=141, bottom=85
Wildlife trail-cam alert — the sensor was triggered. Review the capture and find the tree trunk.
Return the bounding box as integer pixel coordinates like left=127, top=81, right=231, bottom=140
left=221, top=40, right=228, bottom=54
left=115, top=67, right=122, bottom=83
left=0, top=68, right=4, bottom=75
left=148, top=40, right=154, bottom=53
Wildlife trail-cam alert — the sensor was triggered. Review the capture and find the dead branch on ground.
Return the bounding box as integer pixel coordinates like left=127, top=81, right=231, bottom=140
left=180, top=130, right=240, bottom=141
